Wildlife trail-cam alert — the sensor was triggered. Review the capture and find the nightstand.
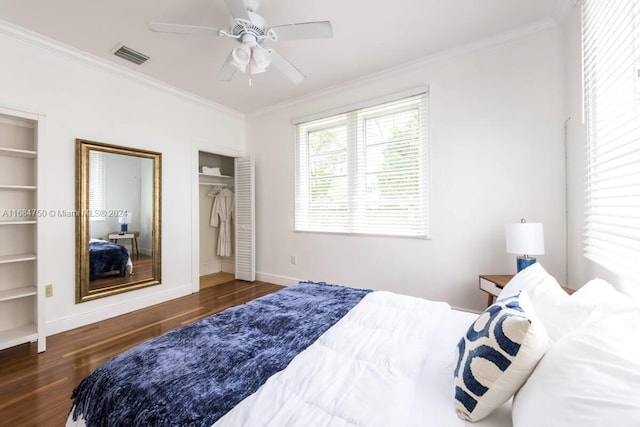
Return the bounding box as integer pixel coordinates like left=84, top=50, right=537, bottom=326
left=479, top=274, right=575, bottom=307
left=479, top=275, right=512, bottom=307
left=108, top=231, right=139, bottom=257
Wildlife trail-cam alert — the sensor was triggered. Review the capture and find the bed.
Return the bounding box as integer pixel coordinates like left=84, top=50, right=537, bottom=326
left=66, top=265, right=640, bottom=427
left=88, top=239, right=133, bottom=280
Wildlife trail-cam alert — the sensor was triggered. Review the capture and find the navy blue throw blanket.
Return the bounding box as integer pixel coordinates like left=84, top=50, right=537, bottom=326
left=70, top=282, right=371, bottom=427
left=89, top=241, right=129, bottom=280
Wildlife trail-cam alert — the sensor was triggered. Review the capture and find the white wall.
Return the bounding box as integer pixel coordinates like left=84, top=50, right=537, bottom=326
left=562, top=6, right=640, bottom=298
left=247, top=22, right=567, bottom=312
left=0, top=22, right=245, bottom=335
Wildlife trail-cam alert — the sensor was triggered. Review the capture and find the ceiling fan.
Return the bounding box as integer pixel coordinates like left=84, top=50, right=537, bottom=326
left=148, top=0, right=333, bottom=84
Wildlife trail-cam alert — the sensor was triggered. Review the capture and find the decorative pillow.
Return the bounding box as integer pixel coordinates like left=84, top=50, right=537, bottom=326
left=454, top=291, right=550, bottom=422
left=498, top=263, right=592, bottom=341
left=512, top=310, right=640, bottom=427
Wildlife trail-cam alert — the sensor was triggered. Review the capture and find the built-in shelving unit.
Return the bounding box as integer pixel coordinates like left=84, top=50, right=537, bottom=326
left=0, top=107, right=44, bottom=353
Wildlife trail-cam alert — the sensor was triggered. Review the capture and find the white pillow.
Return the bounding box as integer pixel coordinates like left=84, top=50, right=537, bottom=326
left=572, top=278, right=640, bottom=319
left=498, top=263, right=563, bottom=301
left=512, top=309, right=640, bottom=427
left=498, top=263, right=592, bottom=341
left=454, top=291, right=550, bottom=422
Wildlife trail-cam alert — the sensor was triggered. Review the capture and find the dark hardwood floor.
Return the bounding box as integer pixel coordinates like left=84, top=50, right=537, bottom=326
left=0, top=280, right=283, bottom=427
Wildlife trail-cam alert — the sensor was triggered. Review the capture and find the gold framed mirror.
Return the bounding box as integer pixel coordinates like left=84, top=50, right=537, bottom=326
left=76, top=139, right=161, bottom=303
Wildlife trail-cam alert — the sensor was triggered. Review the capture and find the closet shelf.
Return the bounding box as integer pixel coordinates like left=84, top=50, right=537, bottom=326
left=199, top=173, right=234, bottom=187
left=199, top=173, right=233, bottom=179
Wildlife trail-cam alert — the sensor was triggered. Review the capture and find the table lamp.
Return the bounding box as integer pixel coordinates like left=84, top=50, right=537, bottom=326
left=118, top=212, right=132, bottom=233
left=505, top=219, right=545, bottom=272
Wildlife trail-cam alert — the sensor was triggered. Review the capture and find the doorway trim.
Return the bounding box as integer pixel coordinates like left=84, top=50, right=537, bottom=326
left=191, top=141, right=246, bottom=294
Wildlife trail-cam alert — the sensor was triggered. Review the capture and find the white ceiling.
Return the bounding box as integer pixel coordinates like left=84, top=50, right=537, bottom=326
left=0, top=0, right=567, bottom=113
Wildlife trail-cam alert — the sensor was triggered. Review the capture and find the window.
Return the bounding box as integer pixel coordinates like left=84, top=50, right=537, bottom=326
left=583, top=0, right=640, bottom=279
left=89, top=150, right=105, bottom=221
left=295, top=90, right=429, bottom=237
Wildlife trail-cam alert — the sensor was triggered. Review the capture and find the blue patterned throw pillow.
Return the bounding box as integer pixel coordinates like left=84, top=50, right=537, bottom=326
left=454, top=291, right=550, bottom=421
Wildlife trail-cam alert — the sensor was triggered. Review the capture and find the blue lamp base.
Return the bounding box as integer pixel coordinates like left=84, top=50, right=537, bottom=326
left=120, top=224, right=128, bottom=233
left=516, top=257, right=536, bottom=272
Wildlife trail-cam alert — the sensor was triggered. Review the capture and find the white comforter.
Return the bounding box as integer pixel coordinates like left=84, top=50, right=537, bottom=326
left=214, top=291, right=511, bottom=427
left=69, top=291, right=512, bottom=427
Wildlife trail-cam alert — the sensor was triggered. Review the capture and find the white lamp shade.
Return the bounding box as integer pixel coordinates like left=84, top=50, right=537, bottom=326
left=118, top=212, right=133, bottom=224
left=505, top=222, right=545, bottom=255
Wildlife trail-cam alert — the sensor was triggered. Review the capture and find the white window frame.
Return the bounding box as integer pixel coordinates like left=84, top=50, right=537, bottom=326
left=582, top=0, right=640, bottom=280
left=294, top=88, right=430, bottom=238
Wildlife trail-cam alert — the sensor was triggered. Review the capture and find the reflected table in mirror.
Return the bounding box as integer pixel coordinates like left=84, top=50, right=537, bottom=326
left=108, top=231, right=140, bottom=257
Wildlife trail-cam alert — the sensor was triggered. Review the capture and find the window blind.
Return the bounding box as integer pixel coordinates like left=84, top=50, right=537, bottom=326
left=583, top=0, right=640, bottom=279
left=89, top=150, right=105, bottom=221
left=295, top=91, right=429, bottom=237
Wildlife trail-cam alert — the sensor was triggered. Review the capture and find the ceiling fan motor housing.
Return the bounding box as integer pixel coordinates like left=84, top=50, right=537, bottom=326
left=230, top=12, right=269, bottom=46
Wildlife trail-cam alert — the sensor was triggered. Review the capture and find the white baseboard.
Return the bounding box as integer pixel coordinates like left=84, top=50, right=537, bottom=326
left=256, top=272, right=302, bottom=287
left=138, top=248, right=152, bottom=256
left=200, top=259, right=222, bottom=276
left=221, top=259, right=235, bottom=274
left=46, top=283, right=193, bottom=336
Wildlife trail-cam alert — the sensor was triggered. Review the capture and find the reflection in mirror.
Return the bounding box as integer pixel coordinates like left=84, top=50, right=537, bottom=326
left=76, top=139, right=161, bottom=303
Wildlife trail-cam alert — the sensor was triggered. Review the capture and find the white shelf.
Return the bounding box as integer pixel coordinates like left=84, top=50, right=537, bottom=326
left=199, top=173, right=234, bottom=187
left=0, top=324, right=37, bottom=351
left=0, top=253, right=37, bottom=264
left=0, top=220, right=36, bottom=225
left=0, top=286, right=37, bottom=302
left=0, top=147, right=37, bottom=159
left=0, top=185, right=36, bottom=191
left=199, top=173, right=233, bottom=179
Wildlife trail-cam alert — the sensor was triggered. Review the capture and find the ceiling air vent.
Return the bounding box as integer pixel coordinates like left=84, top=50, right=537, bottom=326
left=112, top=43, right=149, bottom=65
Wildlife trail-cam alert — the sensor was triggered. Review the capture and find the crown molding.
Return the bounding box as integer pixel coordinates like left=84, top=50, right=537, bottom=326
left=247, top=18, right=559, bottom=120
left=0, top=19, right=245, bottom=120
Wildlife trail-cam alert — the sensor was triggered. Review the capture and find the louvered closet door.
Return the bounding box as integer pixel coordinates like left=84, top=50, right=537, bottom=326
left=234, top=157, right=255, bottom=281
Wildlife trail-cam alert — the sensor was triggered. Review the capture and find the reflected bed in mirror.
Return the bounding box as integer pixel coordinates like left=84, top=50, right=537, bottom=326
left=76, top=139, right=161, bottom=303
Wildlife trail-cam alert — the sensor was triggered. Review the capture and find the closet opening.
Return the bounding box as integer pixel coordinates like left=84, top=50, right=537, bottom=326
left=198, top=151, right=235, bottom=289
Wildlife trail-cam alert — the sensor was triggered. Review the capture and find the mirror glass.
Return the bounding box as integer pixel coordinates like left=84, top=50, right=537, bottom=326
left=76, top=139, right=161, bottom=303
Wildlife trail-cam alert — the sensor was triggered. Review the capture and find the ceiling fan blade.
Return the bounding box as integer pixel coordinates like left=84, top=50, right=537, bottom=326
left=224, top=0, right=250, bottom=21
left=148, top=22, right=222, bottom=36
left=270, top=50, right=306, bottom=84
left=217, top=51, right=237, bottom=81
left=270, top=21, right=333, bottom=41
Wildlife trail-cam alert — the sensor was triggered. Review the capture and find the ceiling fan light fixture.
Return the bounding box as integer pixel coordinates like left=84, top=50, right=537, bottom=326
left=230, top=44, right=252, bottom=72
left=250, top=47, right=272, bottom=74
